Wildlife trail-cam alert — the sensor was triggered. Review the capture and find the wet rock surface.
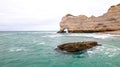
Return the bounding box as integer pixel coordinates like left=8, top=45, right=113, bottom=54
left=56, top=41, right=101, bottom=52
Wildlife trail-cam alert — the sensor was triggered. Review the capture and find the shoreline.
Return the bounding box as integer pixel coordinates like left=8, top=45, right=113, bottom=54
left=100, top=30, right=120, bottom=35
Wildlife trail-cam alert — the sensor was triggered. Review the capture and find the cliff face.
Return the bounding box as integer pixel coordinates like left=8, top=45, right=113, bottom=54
left=58, top=4, right=120, bottom=33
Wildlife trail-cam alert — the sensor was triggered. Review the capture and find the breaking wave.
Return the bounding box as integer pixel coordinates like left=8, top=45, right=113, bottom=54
left=43, top=33, right=113, bottom=39
left=87, top=45, right=120, bottom=57
left=9, top=47, right=27, bottom=52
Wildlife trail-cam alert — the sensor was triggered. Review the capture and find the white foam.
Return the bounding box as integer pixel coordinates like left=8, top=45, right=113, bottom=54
left=111, top=35, right=120, bottom=37
left=39, top=42, right=45, bottom=45
left=87, top=46, right=105, bottom=56
left=104, top=46, right=120, bottom=57
left=42, top=34, right=63, bottom=38
left=84, top=33, right=113, bottom=39
left=9, top=47, right=27, bottom=52
left=42, top=33, right=113, bottom=39
left=87, top=45, right=120, bottom=57
left=78, top=33, right=112, bottom=39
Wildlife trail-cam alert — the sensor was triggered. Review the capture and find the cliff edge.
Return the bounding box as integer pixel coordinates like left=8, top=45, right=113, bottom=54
left=58, top=3, right=120, bottom=33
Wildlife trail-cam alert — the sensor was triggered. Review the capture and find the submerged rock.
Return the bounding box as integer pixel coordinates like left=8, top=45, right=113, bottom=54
left=56, top=41, right=101, bottom=52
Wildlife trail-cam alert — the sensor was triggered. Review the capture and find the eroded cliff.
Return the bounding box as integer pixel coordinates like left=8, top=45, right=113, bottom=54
left=58, top=3, right=120, bottom=33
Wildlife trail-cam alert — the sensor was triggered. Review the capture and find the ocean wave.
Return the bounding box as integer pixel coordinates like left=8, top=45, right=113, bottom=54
left=35, top=42, right=46, bottom=45
left=42, top=33, right=113, bottom=39
left=42, top=34, right=63, bottom=38
left=69, top=33, right=112, bottom=39
left=87, top=45, right=120, bottom=57
left=111, top=35, right=120, bottom=37
left=9, top=47, right=27, bottom=52
left=39, top=42, right=45, bottom=45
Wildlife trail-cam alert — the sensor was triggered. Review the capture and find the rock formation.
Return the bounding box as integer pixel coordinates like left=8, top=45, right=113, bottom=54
left=58, top=3, right=120, bottom=33
left=56, top=41, right=101, bottom=52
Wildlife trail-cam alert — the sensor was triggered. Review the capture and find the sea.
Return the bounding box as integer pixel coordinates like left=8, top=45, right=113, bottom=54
left=0, top=31, right=120, bottom=67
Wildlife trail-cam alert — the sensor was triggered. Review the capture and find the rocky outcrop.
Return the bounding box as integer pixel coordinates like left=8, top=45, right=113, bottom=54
left=58, top=3, right=120, bottom=33
left=56, top=41, right=101, bottom=52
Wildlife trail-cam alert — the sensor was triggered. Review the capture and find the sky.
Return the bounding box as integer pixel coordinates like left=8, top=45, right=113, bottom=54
left=0, top=0, right=120, bottom=31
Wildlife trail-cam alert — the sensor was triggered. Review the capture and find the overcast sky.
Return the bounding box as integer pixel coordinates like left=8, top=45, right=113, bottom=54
left=0, top=0, right=119, bottom=31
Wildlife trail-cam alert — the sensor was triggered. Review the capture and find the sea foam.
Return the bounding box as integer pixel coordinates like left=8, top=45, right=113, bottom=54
left=69, top=33, right=112, bottom=39
left=87, top=45, right=120, bottom=57
left=9, top=47, right=27, bottom=52
left=43, top=33, right=113, bottom=39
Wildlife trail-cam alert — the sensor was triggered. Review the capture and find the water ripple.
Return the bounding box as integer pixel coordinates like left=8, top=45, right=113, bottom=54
left=87, top=45, right=120, bottom=57
left=8, top=47, right=28, bottom=52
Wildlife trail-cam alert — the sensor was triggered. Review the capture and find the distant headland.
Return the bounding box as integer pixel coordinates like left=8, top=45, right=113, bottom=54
left=58, top=3, right=120, bottom=34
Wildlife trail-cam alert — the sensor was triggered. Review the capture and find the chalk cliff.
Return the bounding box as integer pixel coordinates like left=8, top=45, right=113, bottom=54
left=58, top=4, right=120, bottom=33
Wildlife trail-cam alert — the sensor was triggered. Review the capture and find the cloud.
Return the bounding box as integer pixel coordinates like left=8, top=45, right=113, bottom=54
left=0, top=13, right=5, bottom=16
left=0, top=0, right=120, bottom=31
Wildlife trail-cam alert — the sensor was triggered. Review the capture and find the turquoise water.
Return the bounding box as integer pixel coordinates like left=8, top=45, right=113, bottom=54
left=0, top=31, right=120, bottom=67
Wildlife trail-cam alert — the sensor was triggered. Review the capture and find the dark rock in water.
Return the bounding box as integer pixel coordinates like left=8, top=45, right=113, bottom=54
left=57, top=41, right=101, bottom=52
left=57, top=31, right=66, bottom=33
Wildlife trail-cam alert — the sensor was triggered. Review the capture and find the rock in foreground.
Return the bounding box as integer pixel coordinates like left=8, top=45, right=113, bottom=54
left=57, top=41, right=101, bottom=52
